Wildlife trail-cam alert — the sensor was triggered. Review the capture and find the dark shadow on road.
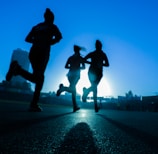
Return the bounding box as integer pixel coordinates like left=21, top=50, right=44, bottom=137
left=97, top=114, right=158, bottom=152
left=54, top=122, right=98, bottom=154
left=0, top=112, right=73, bottom=135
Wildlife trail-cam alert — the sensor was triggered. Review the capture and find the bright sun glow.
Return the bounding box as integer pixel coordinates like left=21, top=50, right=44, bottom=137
left=61, top=69, right=112, bottom=97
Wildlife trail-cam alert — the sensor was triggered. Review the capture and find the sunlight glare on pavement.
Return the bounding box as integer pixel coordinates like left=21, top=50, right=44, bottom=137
left=80, top=109, right=87, bottom=118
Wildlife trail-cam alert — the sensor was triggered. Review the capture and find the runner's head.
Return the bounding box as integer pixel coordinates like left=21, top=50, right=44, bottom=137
left=74, top=45, right=81, bottom=55
left=44, top=8, right=54, bottom=23
left=95, top=40, right=102, bottom=50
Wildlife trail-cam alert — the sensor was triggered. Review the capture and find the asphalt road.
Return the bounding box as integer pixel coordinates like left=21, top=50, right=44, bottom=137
left=0, top=100, right=158, bottom=154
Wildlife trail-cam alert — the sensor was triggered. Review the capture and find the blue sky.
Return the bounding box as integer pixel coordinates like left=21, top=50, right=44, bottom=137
left=0, top=0, right=158, bottom=97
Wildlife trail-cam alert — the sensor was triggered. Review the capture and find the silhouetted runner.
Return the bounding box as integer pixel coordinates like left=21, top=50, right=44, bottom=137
left=6, top=8, right=62, bottom=112
left=82, top=40, right=109, bottom=112
left=56, top=45, right=85, bottom=112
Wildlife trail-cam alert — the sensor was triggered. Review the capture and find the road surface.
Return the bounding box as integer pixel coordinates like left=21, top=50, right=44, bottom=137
left=0, top=99, right=158, bottom=153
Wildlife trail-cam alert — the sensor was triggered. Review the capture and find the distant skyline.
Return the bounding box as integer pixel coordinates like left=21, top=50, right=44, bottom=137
left=0, top=0, right=158, bottom=97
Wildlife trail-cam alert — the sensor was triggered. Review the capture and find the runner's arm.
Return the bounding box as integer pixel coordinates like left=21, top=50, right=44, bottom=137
left=103, top=53, right=109, bottom=67
left=65, top=58, right=71, bottom=69
left=50, top=26, right=62, bottom=45
left=80, top=58, right=86, bottom=69
left=83, top=53, right=92, bottom=64
left=25, top=28, right=35, bottom=43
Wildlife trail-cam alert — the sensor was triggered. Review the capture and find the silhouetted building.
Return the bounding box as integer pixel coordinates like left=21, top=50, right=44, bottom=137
left=10, top=48, right=30, bottom=84
left=142, top=95, right=158, bottom=112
